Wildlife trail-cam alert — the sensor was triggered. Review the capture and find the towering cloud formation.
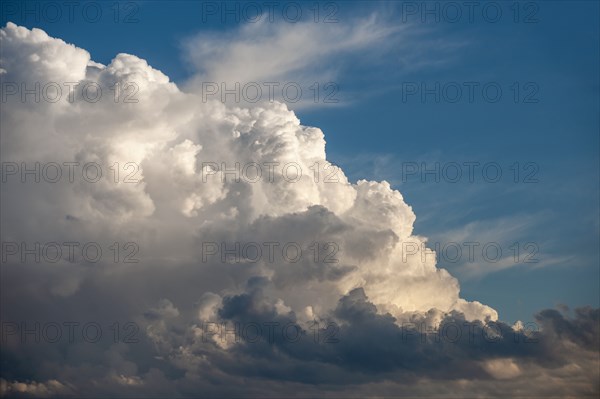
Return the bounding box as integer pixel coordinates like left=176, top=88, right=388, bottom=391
left=0, top=23, right=598, bottom=397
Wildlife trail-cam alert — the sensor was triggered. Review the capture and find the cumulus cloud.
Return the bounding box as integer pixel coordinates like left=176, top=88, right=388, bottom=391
left=0, top=23, right=598, bottom=397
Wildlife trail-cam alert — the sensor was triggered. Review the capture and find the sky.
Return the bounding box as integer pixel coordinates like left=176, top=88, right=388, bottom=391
left=0, top=0, right=599, bottom=397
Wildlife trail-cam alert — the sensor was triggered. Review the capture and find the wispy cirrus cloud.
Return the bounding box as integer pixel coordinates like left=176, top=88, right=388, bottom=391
left=181, top=13, right=463, bottom=108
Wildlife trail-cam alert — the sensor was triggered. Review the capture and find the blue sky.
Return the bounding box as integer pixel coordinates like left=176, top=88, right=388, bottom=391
left=2, top=0, right=598, bottom=324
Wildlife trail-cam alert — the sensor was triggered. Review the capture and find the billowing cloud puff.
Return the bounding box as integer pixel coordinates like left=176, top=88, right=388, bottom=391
left=0, top=23, right=597, bottom=398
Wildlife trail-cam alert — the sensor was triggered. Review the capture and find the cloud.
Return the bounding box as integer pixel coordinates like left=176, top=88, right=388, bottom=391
left=182, top=13, right=397, bottom=103
left=181, top=12, right=450, bottom=108
left=0, top=379, right=71, bottom=398
left=0, top=23, right=598, bottom=397
left=184, top=14, right=397, bottom=80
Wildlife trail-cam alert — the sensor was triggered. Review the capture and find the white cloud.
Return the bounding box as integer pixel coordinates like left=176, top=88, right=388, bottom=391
left=0, top=21, right=496, bottom=321
left=181, top=14, right=428, bottom=108
left=0, top=22, right=597, bottom=398
left=482, top=358, right=522, bottom=380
